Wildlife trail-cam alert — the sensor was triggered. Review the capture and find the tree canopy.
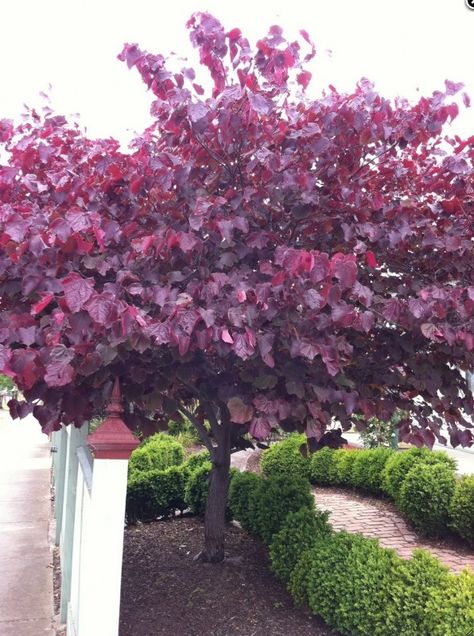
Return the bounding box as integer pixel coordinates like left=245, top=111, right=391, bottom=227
left=0, top=12, right=473, bottom=451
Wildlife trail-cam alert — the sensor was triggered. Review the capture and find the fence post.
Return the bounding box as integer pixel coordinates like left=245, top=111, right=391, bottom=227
left=75, top=378, right=138, bottom=636
left=59, top=423, right=89, bottom=622
left=54, top=426, right=68, bottom=545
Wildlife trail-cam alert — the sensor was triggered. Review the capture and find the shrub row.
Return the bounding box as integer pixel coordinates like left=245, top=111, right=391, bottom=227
left=228, top=467, right=474, bottom=636
left=126, top=433, right=211, bottom=522
left=261, top=435, right=474, bottom=543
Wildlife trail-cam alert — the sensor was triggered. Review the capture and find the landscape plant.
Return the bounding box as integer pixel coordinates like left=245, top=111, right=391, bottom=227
left=1, top=12, right=473, bottom=561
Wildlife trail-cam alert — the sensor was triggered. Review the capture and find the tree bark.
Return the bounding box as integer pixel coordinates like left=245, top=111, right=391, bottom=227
left=201, top=417, right=231, bottom=563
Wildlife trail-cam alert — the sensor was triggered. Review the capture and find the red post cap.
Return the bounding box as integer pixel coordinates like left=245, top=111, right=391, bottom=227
left=87, top=378, right=140, bottom=460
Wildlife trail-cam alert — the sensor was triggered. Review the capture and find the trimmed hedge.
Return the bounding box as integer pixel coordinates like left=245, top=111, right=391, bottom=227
left=126, top=465, right=187, bottom=523
left=332, top=448, right=358, bottom=486
left=184, top=461, right=238, bottom=518
left=350, top=447, right=394, bottom=494
left=426, top=568, right=474, bottom=636
left=381, top=447, right=456, bottom=503
left=398, top=462, right=456, bottom=536
left=283, top=517, right=474, bottom=636
left=128, top=434, right=185, bottom=476
left=250, top=474, right=314, bottom=544
left=261, top=433, right=310, bottom=481
left=309, top=447, right=336, bottom=485
left=269, top=507, right=331, bottom=584
left=228, top=471, right=261, bottom=533
left=450, top=475, right=474, bottom=545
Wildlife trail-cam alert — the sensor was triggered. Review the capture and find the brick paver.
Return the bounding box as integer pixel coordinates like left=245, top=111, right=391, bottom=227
left=313, top=487, right=474, bottom=574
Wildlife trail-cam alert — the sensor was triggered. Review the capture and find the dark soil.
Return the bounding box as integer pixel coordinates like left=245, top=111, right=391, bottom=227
left=119, top=516, right=338, bottom=636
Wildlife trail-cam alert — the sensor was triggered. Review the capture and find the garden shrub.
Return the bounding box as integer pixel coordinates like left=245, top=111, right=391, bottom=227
left=332, top=448, right=358, bottom=487
left=269, top=507, right=332, bottom=584
left=309, top=447, right=336, bottom=485
left=350, top=447, right=394, bottom=493
left=383, top=549, right=450, bottom=636
left=450, top=475, right=474, bottom=545
left=381, top=447, right=455, bottom=502
left=184, top=461, right=212, bottom=516
left=128, top=434, right=185, bottom=476
left=332, top=536, right=400, bottom=635
left=184, top=461, right=237, bottom=517
left=261, top=433, right=310, bottom=481
left=289, top=531, right=362, bottom=620
left=425, top=568, right=474, bottom=636
left=126, top=465, right=187, bottom=523
left=182, top=450, right=211, bottom=475
left=398, top=462, right=456, bottom=536
left=250, top=474, right=314, bottom=544
left=228, top=471, right=262, bottom=533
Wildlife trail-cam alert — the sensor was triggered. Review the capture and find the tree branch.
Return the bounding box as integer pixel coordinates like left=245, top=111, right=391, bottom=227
left=178, top=404, right=216, bottom=458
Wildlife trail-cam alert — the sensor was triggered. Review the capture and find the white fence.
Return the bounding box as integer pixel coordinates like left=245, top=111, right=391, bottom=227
left=51, top=383, right=138, bottom=636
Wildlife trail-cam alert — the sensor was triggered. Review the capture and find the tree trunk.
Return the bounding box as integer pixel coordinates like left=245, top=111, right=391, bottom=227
left=201, top=419, right=231, bottom=563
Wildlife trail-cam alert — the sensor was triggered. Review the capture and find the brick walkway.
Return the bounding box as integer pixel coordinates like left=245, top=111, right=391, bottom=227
left=314, top=487, right=474, bottom=575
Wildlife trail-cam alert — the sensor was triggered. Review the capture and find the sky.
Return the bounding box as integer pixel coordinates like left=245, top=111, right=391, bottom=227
left=1, top=0, right=473, bottom=144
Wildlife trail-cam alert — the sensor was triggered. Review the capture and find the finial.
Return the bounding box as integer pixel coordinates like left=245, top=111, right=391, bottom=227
left=106, top=377, right=123, bottom=417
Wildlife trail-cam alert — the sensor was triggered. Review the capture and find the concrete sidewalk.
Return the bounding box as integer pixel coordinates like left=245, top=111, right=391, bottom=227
left=0, top=410, right=54, bottom=635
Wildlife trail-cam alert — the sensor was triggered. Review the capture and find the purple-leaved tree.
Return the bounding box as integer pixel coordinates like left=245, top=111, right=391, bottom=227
left=0, top=13, right=473, bottom=561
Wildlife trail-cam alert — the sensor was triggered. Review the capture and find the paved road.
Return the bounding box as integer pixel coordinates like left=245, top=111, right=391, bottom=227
left=0, top=411, right=54, bottom=635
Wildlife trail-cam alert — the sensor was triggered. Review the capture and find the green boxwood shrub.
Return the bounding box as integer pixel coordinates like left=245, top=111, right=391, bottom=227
left=184, top=462, right=237, bottom=518
left=350, top=447, right=394, bottom=494
left=398, top=462, right=456, bottom=536
left=450, top=475, right=474, bottom=545
left=228, top=471, right=261, bottom=533
left=289, top=531, right=362, bottom=617
left=381, top=447, right=455, bottom=503
left=269, top=507, right=332, bottom=584
left=425, top=568, right=474, bottom=636
left=129, top=434, right=185, bottom=476
left=250, top=474, right=314, bottom=544
left=332, top=536, right=400, bottom=636
left=261, top=433, right=310, bottom=481
left=309, top=447, right=336, bottom=485
left=332, top=448, right=358, bottom=486
left=183, top=450, right=211, bottom=474
left=126, top=465, right=187, bottom=523
left=184, top=461, right=212, bottom=516
left=383, top=549, right=450, bottom=636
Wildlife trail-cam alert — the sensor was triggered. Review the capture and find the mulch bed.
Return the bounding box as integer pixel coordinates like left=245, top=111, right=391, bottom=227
left=119, top=516, right=338, bottom=636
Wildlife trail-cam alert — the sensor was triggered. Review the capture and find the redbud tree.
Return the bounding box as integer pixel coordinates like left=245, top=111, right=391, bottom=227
left=0, top=13, right=473, bottom=561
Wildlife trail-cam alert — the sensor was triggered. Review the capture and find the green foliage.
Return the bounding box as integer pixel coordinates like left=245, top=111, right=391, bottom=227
left=168, top=417, right=203, bottom=447
left=309, top=447, right=336, bottom=485
left=184, top=461, right=237, bottom=517
left=350, top=447, right=394, bottom=493
left=261, top=433, right=310, bottom=481
left=126, top=465, right=187, bottom=523
left=269, top=507, right=332, bottom=584
left=289, top=531, right=362, bottom=619
left=450, top=475, right=474, bottom=545
left=183, top=450, right=211, bottom=474
left=228, top=471, right=261, bottom=533
left=384, top=550, right=450, bottom=635
left=332, top=536, right=400, bottom=635
left=425, top=568, right=474, bottom=636
left=332, top=449, right=358, bottom=486
left=399, top=462, right=456, bottom=536
left=129, top=434, right=185, bottom=476
left=358, top=410, right=405, bottom=448
left=381, top=447, right=455, bottom=502
left=250, top=474, right=314, bottom=544
left=0, top=375, right=14, bottom=391
left=184, top=461, right=212, bottom=516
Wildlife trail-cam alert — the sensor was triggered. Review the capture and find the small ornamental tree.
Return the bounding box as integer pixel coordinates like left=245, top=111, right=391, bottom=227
left=0, top=13, right=474, bottom=562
